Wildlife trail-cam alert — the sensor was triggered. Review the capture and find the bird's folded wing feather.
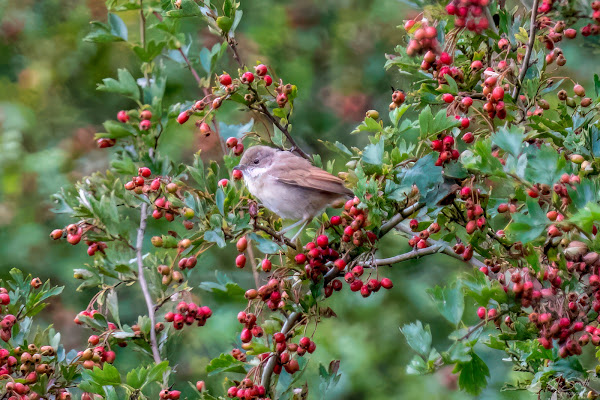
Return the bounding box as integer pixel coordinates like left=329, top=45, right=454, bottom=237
left=271, top=153, right=354, bottom=196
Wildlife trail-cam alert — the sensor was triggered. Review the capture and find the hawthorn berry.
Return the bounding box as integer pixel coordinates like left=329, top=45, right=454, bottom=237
left=219, top=74, right=232, bottom=86
left=117, top=110, right=129, bottom=122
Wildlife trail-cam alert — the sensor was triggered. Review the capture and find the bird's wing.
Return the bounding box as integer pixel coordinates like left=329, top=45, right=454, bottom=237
left=270, top=152, right=354, bottom=197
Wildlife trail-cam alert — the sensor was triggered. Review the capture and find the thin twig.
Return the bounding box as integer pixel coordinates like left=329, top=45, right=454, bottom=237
left=136, top=203, right=161, bottom=364
left=227, top=37, right=244, bottom=68
left=257, top=102, right=311, bottom=160
left=379, top=202, right=423, bottom=236
left=395, top=223, right=487, bottom=269
left=512, top=0, right=539, bottom=101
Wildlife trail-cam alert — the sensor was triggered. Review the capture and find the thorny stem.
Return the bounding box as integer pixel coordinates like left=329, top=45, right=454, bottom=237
left=512, top=0, right=539, bottom=101
left=136, top=203, right=162, bottom=364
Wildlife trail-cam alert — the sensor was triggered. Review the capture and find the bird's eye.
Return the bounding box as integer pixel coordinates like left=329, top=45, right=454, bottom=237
left=253, top=159, right=259, bottom=164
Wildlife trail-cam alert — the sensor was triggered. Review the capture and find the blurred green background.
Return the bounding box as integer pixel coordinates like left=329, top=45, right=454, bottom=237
left=2, top=0, right=600, bottom=398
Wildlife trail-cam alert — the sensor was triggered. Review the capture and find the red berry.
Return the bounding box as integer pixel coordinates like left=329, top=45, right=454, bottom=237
left=263, top=75, right=273, bottom=86
left=439, top=52, right=452, bottom=65
left=139, top=119, right=151, bottom=130
left=477, top=306, right=486, bottom=319
left=471, top=60, right=483, bottom=70
left=461, top=97, right=473, bottom=108
left=330, top=215, right=342, bottom=225
left=235, top=254, right=247, bottom=268
left=234, top=143, right=244, bottom=156
left=232, top=169, right=243, bottom=180
left=316, top=235, right=328, bottom=248
left=140, top=110, right=152, bottom=120
left=138, top=167, right=151, bottom=177
left=177, top=111, right=190, bottom=124
left=226, top=137, right=238, bottom=148
left=218, top=179, right=229, bottom=187
left=462, top=132, right=474, bottom=143
left=219, top=74, right=232, bottom=86
left=380, top=278, right=393, bottom=289
left=442, top=135, right=455, bottom=147
left=334, top=258, right=346, bottom=270
left=295, top=253, right=307, bottom=264
left=460, top=117, right=470, bottom=129
left=241, top=71, right=255, bottom=84
left=492, top=86, right=505, bottom=101
left=442, top=93, right=455, bottom=103
left=117, top=110, right=129, bottom=123
left=431, top=139, right=443, bottom=152
left=254, top=64, right=268, bottom=76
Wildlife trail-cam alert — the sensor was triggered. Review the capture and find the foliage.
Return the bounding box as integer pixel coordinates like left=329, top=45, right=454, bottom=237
left=4, top=0, right=600, bottom=399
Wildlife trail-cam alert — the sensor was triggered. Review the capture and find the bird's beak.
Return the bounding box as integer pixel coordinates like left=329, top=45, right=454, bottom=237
left=233, top=165, right=245, bottom=172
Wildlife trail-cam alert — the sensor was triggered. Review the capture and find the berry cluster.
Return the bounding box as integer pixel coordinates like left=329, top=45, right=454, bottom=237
left=244, top=278, right=284, bottom=311
left=339, top=197, right=376, bottom=246
left=343, top=265, right=393, bottom=298
left=77, top=339, right=116, bottom=370
left=226, top=136, right=245, bottom=157
left=404, top=20, right=440, bottom=57
left=0, top=288, right=14, bottom=342
left=157, top=263, right=184, bottom=286
left=430, top=52, right=466, bottom=87
left=237, top=312, right=264, bottom=343
left=408, top=219, right=441, bottom=250
left=460, top=187, right=486, bottom=235
left=97, top=109, right=154, bottom=148
left=164, top=301, right=212, bottom=330
left=2, top=344, right=60, bottom=399
left=227, top=379, right=266, bottom=399
left=480, top=72, right=507, bottom=119
left=445, top=0, right=490, bottom=33
left=295, top=235, right=342, bottom=283
left=556, top=84, right=593, bottom=110
left=441, top=92, right=470, bottom=129
left=430, top=135, right=459, bottom=166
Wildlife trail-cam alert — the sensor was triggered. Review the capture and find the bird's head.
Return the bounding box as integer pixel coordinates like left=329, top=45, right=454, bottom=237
left=234, top=146, right=278, bottom=178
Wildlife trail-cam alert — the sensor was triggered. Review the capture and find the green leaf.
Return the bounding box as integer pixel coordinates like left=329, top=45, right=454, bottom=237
left=147, top=361, right=169, bottom=383
left=362, top=140, right=384, bottom=166
left=215, top=187, right=225, bottom=215
left=97, top=69, right=140, bottom=101
left=106, top=289, right=120, bottom=328
left=108, top=13, right=128, bottom=40
left=427, top=283, right=464, bottom=326
left=397, top=153, right=443, bottom=196
left=400, top=321, right=432, bottom=359
left=204, top=228, right=225, bottom=248
left=456, top=351, right=489, bottom=395
left=492, top=126, right=524, bottom=156
left=85, top=363, right=121, bottom=386
left=97, top=120, right=137, bottom=139
left=247, top=233, right=284, bottom=254
left=506, top=197, right=547, bottom=243
left=83, top=15, right=127, bottom=43
left=132, top=40, right=166, bottom=62
left=206, top=353, right=246, bottom=376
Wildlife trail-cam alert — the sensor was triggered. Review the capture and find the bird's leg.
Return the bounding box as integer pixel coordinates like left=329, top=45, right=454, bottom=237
left=289, top=219, right=310, bottom=243
left=277, top=218, right=307, bottom=235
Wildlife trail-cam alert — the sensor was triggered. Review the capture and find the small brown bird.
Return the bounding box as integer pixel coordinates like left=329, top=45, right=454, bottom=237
left=234, top=146, right=353, bottom=241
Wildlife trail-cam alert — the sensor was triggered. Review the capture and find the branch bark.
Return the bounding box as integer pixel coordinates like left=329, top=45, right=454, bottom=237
left=136, top=203, right=161, bottom=364
left=260, top=311, right=302, bottom=389
left=512, top=0, right=539, bottom=101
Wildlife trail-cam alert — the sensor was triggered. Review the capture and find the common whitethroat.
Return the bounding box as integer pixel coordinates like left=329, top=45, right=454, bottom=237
left=234, top=146, right=354, bottom=241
